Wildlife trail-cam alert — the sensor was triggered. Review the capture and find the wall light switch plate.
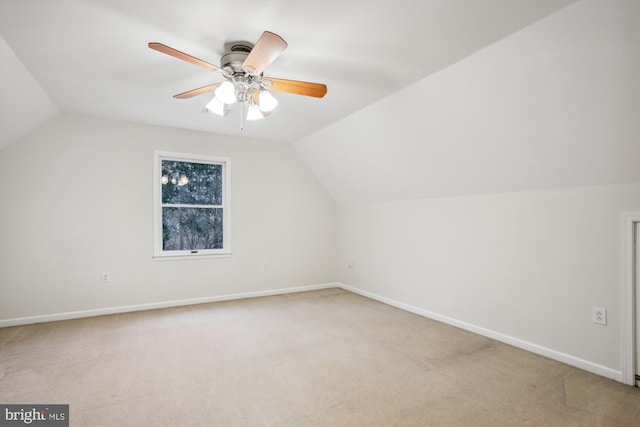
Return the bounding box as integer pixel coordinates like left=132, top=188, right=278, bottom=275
left=592, top=307, right=606, bottom=325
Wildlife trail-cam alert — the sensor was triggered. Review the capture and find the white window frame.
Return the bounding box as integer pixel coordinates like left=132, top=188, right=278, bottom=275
left=153, top=151, right=231, bottom=259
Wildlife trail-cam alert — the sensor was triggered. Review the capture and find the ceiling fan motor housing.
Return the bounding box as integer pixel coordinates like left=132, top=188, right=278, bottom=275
left=221, top=42, right=256, bottom=77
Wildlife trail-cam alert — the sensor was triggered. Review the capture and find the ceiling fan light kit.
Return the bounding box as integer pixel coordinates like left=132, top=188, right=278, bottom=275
left=204, top=96, right=227, bottom=117
left=214, top=81, right=237, bottom=104
left=149, top=31, right=327, bottom=129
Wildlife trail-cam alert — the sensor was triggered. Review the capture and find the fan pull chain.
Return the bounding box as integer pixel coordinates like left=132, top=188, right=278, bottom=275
left=240, top=102, right=245, bottom=130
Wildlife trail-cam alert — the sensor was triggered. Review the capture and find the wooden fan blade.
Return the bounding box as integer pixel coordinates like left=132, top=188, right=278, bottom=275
left=149, top=42, right=219, bottom=71
left=242, top=31, right=287, bottom=76
left=264, top=78, right=327, bottom=98
left=173, top=84, right=221, bottom=99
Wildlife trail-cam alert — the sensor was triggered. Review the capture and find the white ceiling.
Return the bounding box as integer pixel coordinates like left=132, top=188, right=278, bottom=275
left=0, top=0, right=574, bottom=147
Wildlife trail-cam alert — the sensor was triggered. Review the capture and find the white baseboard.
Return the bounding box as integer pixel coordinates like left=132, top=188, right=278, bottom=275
left=0, top=281, right=624, bottom=383
left=0, top=283, right=339, bottom=328
left=338, top=283, right=623, bottom=383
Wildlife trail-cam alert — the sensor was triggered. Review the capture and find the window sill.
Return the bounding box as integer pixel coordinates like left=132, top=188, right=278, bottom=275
left=153, top=252, right=233, bottom=261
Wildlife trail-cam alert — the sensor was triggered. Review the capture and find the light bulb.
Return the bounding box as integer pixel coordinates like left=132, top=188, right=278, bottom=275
left=259, top=90, right=278, bottom=112
left=215, top=81, right=237, bottom=104
left=178, top=174, right=189, bottom=186
left=161, top=174, right=169, bottom=185
left=246, top=104, right=264, bottom=121
left=205, top=96, right=226, bottom=116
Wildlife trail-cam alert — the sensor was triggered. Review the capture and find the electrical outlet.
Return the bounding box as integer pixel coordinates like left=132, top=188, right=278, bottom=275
left=101, top=272, right=111, bottom=283
left=262, top=262, right=268, bottom=271
left=348, top=260, right=355, bottom=269
left=592, top=307, right=607, bottom=325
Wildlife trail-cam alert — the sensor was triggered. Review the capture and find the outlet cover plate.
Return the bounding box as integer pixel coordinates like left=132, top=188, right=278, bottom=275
left=592, top=307, right=607, bottom=325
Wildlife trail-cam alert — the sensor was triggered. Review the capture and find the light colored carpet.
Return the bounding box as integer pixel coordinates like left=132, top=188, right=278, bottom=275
left=1, top=288, right=639, bottom=426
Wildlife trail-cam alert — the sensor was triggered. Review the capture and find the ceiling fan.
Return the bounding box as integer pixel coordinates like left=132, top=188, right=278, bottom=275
left=149, top=31, right=327, bottom=125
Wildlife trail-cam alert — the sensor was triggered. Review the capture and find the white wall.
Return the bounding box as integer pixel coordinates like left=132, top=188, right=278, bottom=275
left=339, top=183, right=639, bottom=374
left=294, top=0, right=640, bottom=379
left=0, top=114, right=338, bottom=321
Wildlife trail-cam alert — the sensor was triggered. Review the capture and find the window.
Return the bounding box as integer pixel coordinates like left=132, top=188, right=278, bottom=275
left=153, top=151, right=231, bottom=258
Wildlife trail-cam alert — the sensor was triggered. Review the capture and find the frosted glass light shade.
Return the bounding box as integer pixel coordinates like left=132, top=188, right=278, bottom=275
left=246, top=104, right=264, bottom=121
left=259, top=90, right=278, bottom=112
left=215, top=81, right=237, bottom=104
left=205, top=96, right=226, bottom=116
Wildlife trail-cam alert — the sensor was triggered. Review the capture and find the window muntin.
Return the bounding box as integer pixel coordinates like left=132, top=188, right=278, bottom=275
left=154, top=152, right=231, bottom=258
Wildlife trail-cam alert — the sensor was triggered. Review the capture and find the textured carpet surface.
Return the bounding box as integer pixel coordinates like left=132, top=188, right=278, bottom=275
left=1, top=288, right=639, bottom=426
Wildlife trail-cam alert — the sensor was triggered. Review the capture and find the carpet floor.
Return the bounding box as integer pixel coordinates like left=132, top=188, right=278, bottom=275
left=1, top=288, right=639, bottom=426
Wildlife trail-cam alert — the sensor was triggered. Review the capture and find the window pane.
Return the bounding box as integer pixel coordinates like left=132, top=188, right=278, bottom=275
left=161, top=161, right=222, bottom=205
left=162, top=207, right=223, bottom=250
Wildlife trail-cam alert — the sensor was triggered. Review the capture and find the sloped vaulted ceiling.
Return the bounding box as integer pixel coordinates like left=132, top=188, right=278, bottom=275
left=0, top=0, right=575, bottom=148
left=294, top=0, right=640, bottom=203
left=0, top=36, right=58, bottom=149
